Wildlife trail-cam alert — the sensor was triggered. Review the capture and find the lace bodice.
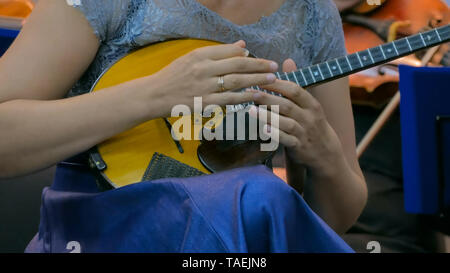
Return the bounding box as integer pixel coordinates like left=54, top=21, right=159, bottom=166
left=69, top=0, right=347, bottom=97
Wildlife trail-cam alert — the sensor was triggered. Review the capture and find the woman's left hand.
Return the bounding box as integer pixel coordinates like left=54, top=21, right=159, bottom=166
left=249, top=59, right=346, bottom=176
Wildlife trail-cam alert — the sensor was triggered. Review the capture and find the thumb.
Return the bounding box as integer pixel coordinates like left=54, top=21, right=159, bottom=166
left=283, top=58, right=297, bottom=73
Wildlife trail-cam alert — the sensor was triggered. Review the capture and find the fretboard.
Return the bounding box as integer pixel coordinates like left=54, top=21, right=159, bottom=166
left=281, top=24, right=449, bottom=87
left=230, top=24, right=450, bottom=112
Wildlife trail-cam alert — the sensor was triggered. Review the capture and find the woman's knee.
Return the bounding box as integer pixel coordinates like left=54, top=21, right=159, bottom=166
left=240, top=175, right=301, bottom=221
left=243, top=175, right=296, bottom=203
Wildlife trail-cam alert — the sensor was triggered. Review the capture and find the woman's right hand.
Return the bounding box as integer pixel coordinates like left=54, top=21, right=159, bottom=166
left=141, top=40, right=279, bottom=118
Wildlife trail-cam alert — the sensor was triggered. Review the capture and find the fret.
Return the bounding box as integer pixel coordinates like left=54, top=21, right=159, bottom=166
left=319, top=63, right=332, bottom=79
left=276, top=71, right=282, bottom=80
left=309, top=65, right=323, bottom=82
left=393, top=39, right=410, bottom=55
left=347, top=54, right=362, bottom=69
left=330, top=59, right=343, bottom=74
left=437, top=26, right=449, bottom=40
left=435, top=28, right=442, bottom=41
left=325, top=61, right=334, bottom=77
left=381, top=43, right=397, bottom=59
left=291, top=71, right=301, bottom=86
left=419, top=33, right=427, bottom=46
left=336, top=60, right=343, bottom=74
left=392, top=42, right=399, bottom=55
left=369, top=47, right=385, bottom=63
left=293, top=71, right=305, bottom=86
left=420, top=30, right=441, bottom=46
left=317, top=65, right=325, bottom=80
left=358, top=50, right=373, bottom=66
left=379, top=45, right=387, bottom=59
left=283, top=72, right=290, bottom=81
left=307, top=67, right=316, bottom=83
left=337, top=57, right=351, bottom=73
left=345, top=56, right=353, bottom=70
left=407, top=35, right=425, bottom=50
left=299, top=69, right=308, bottom=85
left=405, top=37, right=413, bottom=51
left=367, top=49, right=375, bottom=63
left=301, top=68, right=314, bottom=84
left=275, top=26, right=449, bottom=95
left=356, top=52, right=364, bottom=67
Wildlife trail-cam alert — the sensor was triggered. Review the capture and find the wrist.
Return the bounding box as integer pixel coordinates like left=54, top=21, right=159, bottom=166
left=131, top=75, right=174, bottom=120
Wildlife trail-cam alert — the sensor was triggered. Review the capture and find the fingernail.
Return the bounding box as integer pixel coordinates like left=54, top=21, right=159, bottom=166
left=267, top=73, right=276, bottom=82
left=243, top=49, right=250, bottom=57
left=270, top=62, right=279, bottom=71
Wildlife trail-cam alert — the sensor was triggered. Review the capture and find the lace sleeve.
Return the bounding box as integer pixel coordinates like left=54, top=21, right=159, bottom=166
left=68, top=0, right=133, bottom=43
left=310, top=0, right=347, bottom=64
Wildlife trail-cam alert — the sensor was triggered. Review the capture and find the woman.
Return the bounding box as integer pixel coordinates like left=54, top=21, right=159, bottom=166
left=0, top=0, right=367, bottom=252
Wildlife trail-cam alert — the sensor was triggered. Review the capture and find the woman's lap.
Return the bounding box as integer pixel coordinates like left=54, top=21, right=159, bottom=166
left=25, top=163, right=353, bottom=253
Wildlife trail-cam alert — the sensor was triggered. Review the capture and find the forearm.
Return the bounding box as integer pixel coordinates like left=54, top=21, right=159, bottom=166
left=0, top=40, right=274, bottom=179
left=286, top=151, right=306, bottom=194
left=0, top=76, right=163, bottom=178
left=296, top=152, right=367, bottom=234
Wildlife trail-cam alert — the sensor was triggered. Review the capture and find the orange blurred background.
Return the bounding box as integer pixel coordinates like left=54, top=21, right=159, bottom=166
left=0, top=0, right=34, bottom=18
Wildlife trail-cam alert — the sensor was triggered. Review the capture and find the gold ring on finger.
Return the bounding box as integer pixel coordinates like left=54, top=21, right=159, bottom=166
left=218, top=76, right=226, bottom=92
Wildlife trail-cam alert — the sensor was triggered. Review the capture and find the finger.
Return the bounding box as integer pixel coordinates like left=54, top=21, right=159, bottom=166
left=250, top=89, right=308, bottom=121
left=249, top=105, right=305, bottom=137
left=282, top=58, right=298, bottom=73
left=259, top=80, right=316, bottom=109
left=249, top=110, right=300, bottom=149
left=214, top=73, right=277, bottom=92
left=263, top=124, right=299, bottom=148
left=205, top=90, right=254, bottom=106
left=196, top=42, right=249, bottom=60
left=211, top=57, right=278, bottom=76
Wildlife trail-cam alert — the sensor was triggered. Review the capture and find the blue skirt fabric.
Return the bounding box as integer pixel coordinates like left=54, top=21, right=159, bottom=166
left=25, top=162, right=353, bottom=253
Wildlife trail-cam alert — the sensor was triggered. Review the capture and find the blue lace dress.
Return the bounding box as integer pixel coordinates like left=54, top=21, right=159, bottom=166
left=26, top=0, right=353, bottom=253
left=68, top=0, right=346, bottom=97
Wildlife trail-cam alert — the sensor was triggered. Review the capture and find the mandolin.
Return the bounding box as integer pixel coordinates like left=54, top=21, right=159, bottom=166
left=89, top=25, right=450, bottom=189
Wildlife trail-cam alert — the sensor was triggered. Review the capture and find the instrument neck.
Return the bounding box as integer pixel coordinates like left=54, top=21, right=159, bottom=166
left=229, top=24, right=449, bottom=112
left=281, top=24, right=449, bottom=88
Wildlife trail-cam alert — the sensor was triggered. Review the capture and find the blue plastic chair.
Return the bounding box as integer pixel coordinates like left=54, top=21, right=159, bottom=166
left=399, top=65, right=450, bottom=219
left=0, top=27, right=19, bottom=56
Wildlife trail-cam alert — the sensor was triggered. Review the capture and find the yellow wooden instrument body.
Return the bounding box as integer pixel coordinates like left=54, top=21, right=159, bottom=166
left=91, top=39, right=222, bottom=188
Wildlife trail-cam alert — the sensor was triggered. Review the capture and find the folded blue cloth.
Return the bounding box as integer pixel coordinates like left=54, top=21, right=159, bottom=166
left=26, top=163, right=353, bottom=253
